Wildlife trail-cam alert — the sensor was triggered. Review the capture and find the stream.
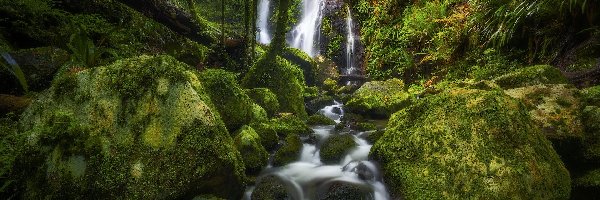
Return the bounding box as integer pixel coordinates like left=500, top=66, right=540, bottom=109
left=245, top=102, right=390, bottom=200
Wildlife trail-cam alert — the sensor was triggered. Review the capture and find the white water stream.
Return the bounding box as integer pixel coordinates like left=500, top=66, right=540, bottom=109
left=345, top=6, right=356, bottom=76
left=257, top=0, right=272, bottom=44
left=245, top=102, right=390, bottom=200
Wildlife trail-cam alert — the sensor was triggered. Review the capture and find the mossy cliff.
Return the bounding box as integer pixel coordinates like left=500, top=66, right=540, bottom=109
left=371, top=89, right=571, bottom=199
left=15, top=55, right=246, bottom=199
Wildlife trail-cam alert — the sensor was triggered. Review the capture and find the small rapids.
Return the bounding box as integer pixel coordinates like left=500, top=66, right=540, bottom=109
left=245, top=102, right=390, bottom=200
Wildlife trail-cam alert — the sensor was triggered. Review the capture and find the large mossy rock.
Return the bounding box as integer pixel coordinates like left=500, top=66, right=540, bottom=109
left=582, top=106, right=600, bottom=163
left=199, top=69, right=256, bottom=132
left=269, top=114, right=313, bottom=137
left=251, top=175, right=291, bottom=200
left=320, top=134, right=356, bottom=164
left=282, top=47, right=318, bottom=86
left=16, top=55, right=246, bottom=199
left=242, top=56, right=308, bottom=119
left=249, top=122, right=279, bottom=151
left=346, top=78, right=410, bottom=118
left=234, top=125, right=269, bottom=174
left=504, top=84, right=584, bottom=163
left=371, top=89, right=571, bottom=199
left=245, top=88, right=280, bottom=117
left=273, top=134, right=303, bottom=167
left=493, top=65, right=568, bottom=89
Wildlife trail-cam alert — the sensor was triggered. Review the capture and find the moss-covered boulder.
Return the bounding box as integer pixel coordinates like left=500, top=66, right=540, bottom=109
left=234, top=125, right=269, bottom=174
left=320, top=134, right=356, bottom=164
left=269, top=114, right=313, bottom=137
left=346, top=78, right=410, bottom=118
left=273, top=134, right=302, bottom=166
left=353, top=122, right=376, bottom=132
left=582, top=106, right=600, bottom=163
left=282, top=47, right=318, bottom=86
left=318, top=181, right=372, bottom=200
left=199, top=69, right=256, bottom=132
left=242, top=55, right=308, bottom=119
left=16, top=55, right=246, bottom=199
left=307, top=114, right=336, bottom=126
left=251, top=175, right=290, bottom=199
left=581, top=86, right=600, bottom=106
left=249, top=122, right=279, bottom=152
left=504, top=84, right=584, bottom=163
left=245, top=88, right=280, bottom=117
left=371, top=89, right=570, bottom=199
left=493, top=65, right=568, bottom=89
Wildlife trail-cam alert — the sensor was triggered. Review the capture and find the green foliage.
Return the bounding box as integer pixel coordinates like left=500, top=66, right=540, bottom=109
left=320, top=134, right=356, bottom=164
left=492, top=65, right=568, bottom=89
left=66, top=28, right=112, bottom=68
left=1, top=53, right=29, bottom=92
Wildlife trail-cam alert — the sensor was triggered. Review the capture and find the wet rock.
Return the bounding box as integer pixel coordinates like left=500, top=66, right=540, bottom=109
left=354, top=162, right=375, bottom=181
left=250, top=122, right=280, bottom=151
left=371, top=89, right=571, bottom=199
left=273, top=134, right=303, bottom=167
left=16, top=55, right=246, bottom=199
left=307, top=114, right=336, bottom=126
left=318, top=181, right=373, bottom=200
left=320, top=134, right=356, bottom=164
left=332, top=107, right=343, bottom=115
left=345, top=78, right=410, bottom=118
left=252, top=175, right=291, bottom=200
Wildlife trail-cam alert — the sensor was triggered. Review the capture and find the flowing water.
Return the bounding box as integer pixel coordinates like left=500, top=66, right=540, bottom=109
left=288, top=0, right=325, bottom=57
left=245, top=102, right=390, bottom=200
left=257, top=0, right=272, bottom=44
left=344, top=6, right=356, bottom=76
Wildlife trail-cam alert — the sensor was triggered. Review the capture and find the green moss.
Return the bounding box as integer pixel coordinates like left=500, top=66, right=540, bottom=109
left=251, top=175, right=290, bottom=200
left=493, top=65, right=568, bottom=89
left=346, top=78, right=410, bottom=118
left=371, top=89, right=570, bottom=199
left=250, top=103, right=269, bottom=124
left=320, top=182, right=372, bottom=200
left=249, top=122, right=279, bottom=151
left=320, top=134, right=356, bottom=164
left=307, top=114, right=336, bottom=126
left=582, top=106, right=600, bottom=162
left=242, top=55, right=308, bottom=119
left=199, top=69, right=255, bottom=132
left=580, top=86, right=600, bottom=107
left=17, top=55, right=246, bottom=199
left=273, top=134, right=302, bottom=166
left=366, top=130, right=385, bottom=144
left=281, top=47, right=317, bottom=86
left=245, top=88, right=280, bottom=117
left=268, top=114, right=312, bottom=137
left=574, top=169, right=600, bottom=188
left=234, top=126, right=269, bottom=174
left=354, top=122, right=376, bottom=132
left=504, top=84, right=584, bottom=161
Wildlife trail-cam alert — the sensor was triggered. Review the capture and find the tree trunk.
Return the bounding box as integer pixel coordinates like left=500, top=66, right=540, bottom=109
left=267, top=0, right=292, bottom=60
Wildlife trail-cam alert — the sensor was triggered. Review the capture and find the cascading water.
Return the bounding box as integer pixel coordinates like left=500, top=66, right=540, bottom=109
left=345, top=6, right=356, bottom=76
left=289, top=0, right=325, bottom=57
left=245, top=102, right=390, bottom=200
left=256, top=0, right=272, bottom=44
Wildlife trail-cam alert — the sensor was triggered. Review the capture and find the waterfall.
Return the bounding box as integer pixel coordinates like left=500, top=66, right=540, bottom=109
left=345, top=6, right=356, bottom=75
left=288, top=0, right=325, bottom=57
left=257, top=0, right=272, bottom=44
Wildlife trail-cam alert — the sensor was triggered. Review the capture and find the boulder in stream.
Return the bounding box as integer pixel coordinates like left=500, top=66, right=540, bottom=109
left=345, top=78, right=410, bottom=118
left=320, top=134, right=357, bottom=164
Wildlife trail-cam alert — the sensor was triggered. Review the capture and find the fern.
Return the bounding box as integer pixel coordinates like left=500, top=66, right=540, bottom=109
left=67, top=28, right=105, bottom=68
left=1, top=53, right=29, bottom=93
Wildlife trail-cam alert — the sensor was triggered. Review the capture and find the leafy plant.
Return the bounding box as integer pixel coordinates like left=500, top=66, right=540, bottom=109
left=0, top=53, right=29, bottom=93
left=66, top=28, right=109, bottom=68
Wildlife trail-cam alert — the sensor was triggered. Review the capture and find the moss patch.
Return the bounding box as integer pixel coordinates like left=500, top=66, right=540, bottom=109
left=346, top=78, right=410, bottom=118
left=371, top=89, right=570, bottom=199
left=234, top=126, right=269, bottom=175
left=272, top=134, right=302, bottom=167
left=320, top=134, right=356, bottom=164
left=245, top=88, right=280, bottom=117
left=307, top=114, right=336, bottom=126
left=493, top=65, right=568, bottom=89
left=268, top=114, right=313, bottom=137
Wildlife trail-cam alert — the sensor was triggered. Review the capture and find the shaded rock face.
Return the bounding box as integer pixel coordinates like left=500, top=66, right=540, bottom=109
left=345, top=78, right=410, bottom=118
left=318, top=181, right=373, bottom=200
left=0, top=47, right=69, bottom=94
left=234, top=125, right=269, bottom=175
left=320, top=134, right=356, bottom=164
left=16, top=55, right=246, bottom=199
left=371, top=89, right=571, bottom=199
left=319, top=0, right=364, bottom=76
